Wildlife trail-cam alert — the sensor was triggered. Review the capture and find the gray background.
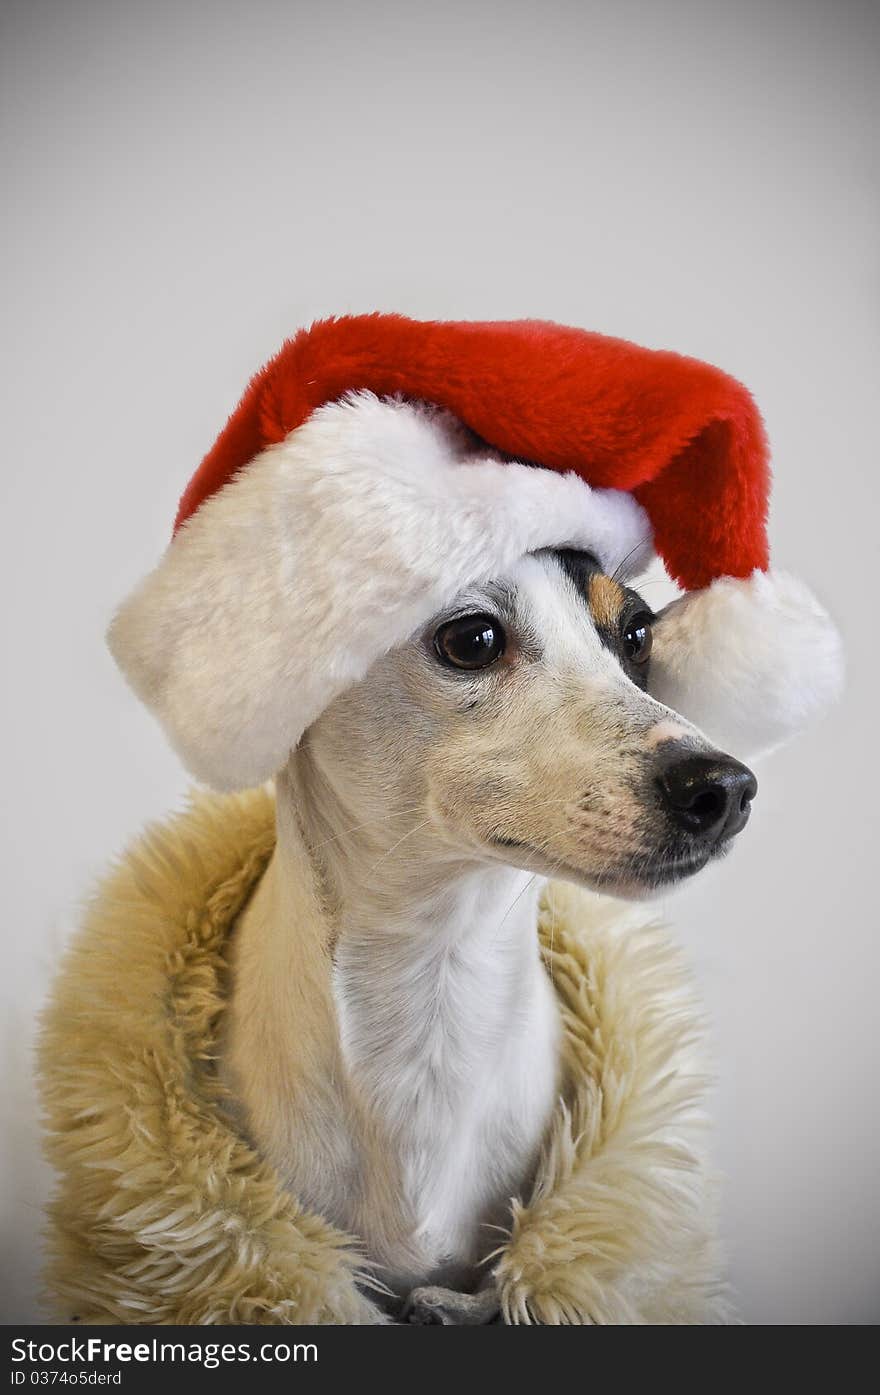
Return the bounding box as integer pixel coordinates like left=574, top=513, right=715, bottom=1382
left=2, top=0, right=877, bottom=1324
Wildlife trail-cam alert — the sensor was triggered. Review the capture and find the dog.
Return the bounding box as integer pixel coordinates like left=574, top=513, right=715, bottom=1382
left=219, top=543, right=756, bottom=1323
left=90, top=326, right=841, bottom=1325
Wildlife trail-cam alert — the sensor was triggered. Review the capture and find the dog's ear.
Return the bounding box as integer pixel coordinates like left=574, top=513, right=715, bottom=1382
left=649, top=570, right=844, bottom=761
left=109, top=393, right=649, bottom=789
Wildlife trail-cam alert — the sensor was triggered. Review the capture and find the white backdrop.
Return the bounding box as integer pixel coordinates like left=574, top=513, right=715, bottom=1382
left=2, top=0, right=878, bottom=1324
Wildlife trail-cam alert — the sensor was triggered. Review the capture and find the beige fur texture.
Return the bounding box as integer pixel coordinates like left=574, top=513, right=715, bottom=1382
left=38, top=789, right=732, bottom=1325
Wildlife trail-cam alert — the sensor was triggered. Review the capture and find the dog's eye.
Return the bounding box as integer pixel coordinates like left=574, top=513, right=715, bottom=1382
left=622, top=612, right=653, bottom=664
left=434, top=614, right=505, bottom=670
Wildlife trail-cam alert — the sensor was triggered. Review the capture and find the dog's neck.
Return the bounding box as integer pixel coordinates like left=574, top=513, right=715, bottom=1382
left=223, top=750, right=561, bottom=1290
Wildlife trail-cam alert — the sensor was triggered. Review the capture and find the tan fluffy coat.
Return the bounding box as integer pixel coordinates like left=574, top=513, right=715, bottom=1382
left=38, top=788, right=732, bottom=1324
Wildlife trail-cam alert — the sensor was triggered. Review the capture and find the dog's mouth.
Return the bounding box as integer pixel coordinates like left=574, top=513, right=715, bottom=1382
left=486, top=834, right=723, bottom=896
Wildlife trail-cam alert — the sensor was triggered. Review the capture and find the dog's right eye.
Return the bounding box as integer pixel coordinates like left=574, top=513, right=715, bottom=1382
left=434, top=614, right=506, bottom=670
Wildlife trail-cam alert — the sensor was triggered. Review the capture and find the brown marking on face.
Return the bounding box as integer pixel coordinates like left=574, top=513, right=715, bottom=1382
left=587, top=573, right=626, bottom=633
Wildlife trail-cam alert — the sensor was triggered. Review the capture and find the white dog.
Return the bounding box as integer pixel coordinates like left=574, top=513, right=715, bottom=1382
left=105, top=356, right=839, bottom=1322
left=218, top=544, right=754, bottom=1321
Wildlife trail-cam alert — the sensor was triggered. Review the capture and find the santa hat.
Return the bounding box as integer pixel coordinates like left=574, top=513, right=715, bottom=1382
left=109, top=314, right=842, bottom=790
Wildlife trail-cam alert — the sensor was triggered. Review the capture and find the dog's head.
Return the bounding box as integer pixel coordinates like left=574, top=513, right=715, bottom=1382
left=109, top=392, right=840, bottom=892
left=303, top=546, right=756, bottom=897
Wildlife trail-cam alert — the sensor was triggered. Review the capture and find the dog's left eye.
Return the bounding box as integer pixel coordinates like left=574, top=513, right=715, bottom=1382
left=434, top=614, right=506, bottom=670
left=622, top=612, right=653, bottom=664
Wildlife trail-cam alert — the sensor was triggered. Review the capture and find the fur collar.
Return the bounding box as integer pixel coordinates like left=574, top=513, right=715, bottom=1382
left=39, top=789, right=732, bottom=1324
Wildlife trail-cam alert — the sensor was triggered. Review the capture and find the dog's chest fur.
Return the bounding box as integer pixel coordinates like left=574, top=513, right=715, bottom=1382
left=332, top=875, right=561, bottom=1287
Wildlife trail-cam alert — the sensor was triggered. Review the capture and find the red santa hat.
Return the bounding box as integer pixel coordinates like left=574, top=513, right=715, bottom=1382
left=110, top=314, right=842, bottom=790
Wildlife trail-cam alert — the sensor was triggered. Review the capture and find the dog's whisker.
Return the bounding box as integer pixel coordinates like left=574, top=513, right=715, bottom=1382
left=484, top=791, right=591, bottom=845
left=611, top=532, right=653, bottom=584
left=490, top=873, right=538, bottom=944
left=543, top=846, right=573, bottom=990
left=308, top=803, right=428, bottom=855
left=363, top=818, right=436, bottom=877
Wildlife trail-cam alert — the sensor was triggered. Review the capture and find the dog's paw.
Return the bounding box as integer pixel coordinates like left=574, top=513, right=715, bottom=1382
left=401, top=1283, right=500, bottom=1326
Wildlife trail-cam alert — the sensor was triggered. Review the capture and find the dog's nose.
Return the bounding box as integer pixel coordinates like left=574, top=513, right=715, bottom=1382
left=657, top=754, right=757, bottom=842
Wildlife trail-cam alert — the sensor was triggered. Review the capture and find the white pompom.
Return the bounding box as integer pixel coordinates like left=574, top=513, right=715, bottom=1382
left=650, top=570, right=844, bottom=761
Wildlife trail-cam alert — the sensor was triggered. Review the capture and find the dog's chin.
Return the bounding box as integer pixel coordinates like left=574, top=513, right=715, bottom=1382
left=484, top=835, right=729, bottom=900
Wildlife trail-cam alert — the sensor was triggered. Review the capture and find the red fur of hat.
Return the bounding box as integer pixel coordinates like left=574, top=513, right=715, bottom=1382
left=174, top=314, right=770, bottom=591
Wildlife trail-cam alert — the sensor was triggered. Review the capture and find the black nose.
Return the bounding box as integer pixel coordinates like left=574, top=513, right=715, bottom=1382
left=657, top=754, right=757, bottom=842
